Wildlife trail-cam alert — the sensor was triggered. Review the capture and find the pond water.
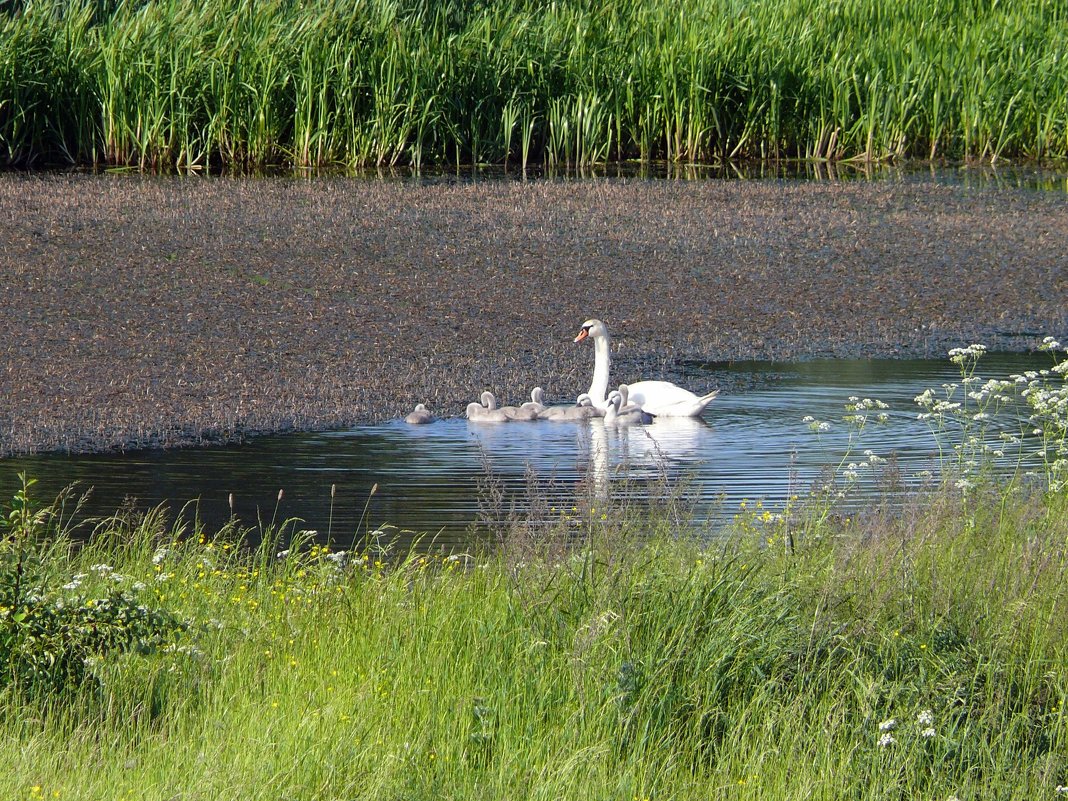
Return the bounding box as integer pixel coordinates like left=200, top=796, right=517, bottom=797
left=0, top=352, right=1051, bottom=551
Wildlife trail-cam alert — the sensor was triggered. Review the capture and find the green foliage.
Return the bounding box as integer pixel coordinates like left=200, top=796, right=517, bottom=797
left=0, top=475, right=187, bottom=700
left=2, top=479, right=1066, bottom=798
left=1, top=0, right=1067, bottom=169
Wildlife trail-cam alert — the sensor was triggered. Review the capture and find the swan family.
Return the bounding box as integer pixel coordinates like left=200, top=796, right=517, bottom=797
left=405, top=318, right=719, bottom=425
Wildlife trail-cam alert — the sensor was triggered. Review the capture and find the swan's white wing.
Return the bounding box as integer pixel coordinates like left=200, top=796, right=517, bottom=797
left=627, top=381, right=718, bottom=417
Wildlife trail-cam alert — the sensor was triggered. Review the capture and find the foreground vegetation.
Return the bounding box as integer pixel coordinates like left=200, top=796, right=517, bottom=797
left=2, top=0, right=1067, bottom=170
left=1, top=477, right=1066, bottom=799
left=1, top=342, right=1065, bottom=799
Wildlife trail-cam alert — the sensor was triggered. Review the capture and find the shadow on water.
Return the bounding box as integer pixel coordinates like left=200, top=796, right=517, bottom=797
left=0, top=353, right=1053, bottom=551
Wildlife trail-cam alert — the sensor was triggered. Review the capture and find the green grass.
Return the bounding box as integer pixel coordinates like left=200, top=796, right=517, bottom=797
left=1, top=0, right=1067, bottom=170
left=1, top=475, right=1067, bottom=800
left=1, top=343, right=1065, bottom=799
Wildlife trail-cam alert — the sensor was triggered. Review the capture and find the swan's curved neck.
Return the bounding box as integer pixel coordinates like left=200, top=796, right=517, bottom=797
left=588, top=332, right=611, bottom=405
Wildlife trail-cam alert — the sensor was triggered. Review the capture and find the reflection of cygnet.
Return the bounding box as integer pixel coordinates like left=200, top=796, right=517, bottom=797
left=404, top=403, right=434, bottom=424
left=466, top=391, right=511, bottom=422
left=539, top=393, right=604, bottom=421
left=604, top=391, right=647, bottom=425
left=520, top=387, right=548, bottom=415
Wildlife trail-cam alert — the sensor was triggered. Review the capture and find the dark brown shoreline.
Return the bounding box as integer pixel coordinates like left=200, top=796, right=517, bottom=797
left=2, top=173, right=1066, bottom=457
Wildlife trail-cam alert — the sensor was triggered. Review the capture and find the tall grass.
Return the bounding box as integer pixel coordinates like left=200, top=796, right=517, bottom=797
left=2, top=0, right=1066, bottom=170
left=1, top=475, right=1066, bottom=799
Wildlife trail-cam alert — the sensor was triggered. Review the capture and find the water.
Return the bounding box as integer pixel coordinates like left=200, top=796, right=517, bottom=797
left=0, top=354, right=1050, bottom=550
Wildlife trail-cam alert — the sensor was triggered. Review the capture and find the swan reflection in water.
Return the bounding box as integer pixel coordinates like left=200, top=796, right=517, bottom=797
left=584, top=416, right=711, bottom=502
left=469, top=415, right=712, bottom=503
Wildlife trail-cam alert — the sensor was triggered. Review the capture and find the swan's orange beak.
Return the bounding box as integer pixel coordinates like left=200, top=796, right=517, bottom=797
left=574, top=329, right=589, bottom=343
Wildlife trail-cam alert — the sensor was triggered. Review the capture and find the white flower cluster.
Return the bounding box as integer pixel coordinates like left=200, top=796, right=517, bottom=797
left=917, top=708, right=935, bottom=738
left=842, top=450, right=888, bottom=482
left=62, top=573, right=86, bottom=591
left=844, top=396, right=891, bottom=426
left=802, top=415, right=831, bottom=433
left=874, top=709, right=941, bottom=750
left=948, top=343, right=987, bottom=364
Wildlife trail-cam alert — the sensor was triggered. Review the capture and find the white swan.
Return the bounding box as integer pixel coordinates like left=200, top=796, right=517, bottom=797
left=466, top=391, right=511, bottom=422
left=574, top=319, right=719, bottom=417
left=404, top=403, right=433, bottom=424
left=538, top=393, right=604, bottom=421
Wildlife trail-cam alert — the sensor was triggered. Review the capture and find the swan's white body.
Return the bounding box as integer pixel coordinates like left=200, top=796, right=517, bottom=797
left=466, top=391, right=511, bottom=422
left=404, top=403, right=433, bottom=424
left=539, top=393, right=603, bottom=421
left=574, top=319, right=719, bottom=418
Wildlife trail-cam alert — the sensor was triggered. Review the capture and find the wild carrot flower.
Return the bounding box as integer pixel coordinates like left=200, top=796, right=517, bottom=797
left=877, top=733, right=895, bottom=747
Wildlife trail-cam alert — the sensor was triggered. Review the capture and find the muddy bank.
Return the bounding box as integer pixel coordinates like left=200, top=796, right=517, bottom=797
left=1, top=173, right=1066, bottom=456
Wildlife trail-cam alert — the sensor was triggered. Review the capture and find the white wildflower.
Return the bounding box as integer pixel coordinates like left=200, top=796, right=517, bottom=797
left=62, top=575, right=84, bottom=591
left=152, top=547, right=169, bottom=565
left=917, top=709, right=934, bottom=726
left=90, top=563, right=113, bottom=575
left=921, top=727, right=936, bottom=738
left=877, top=733, right=895, bottom=748
left=878, top=718, right=897, bottom=732
left=948, top=344, right=987, bottom=364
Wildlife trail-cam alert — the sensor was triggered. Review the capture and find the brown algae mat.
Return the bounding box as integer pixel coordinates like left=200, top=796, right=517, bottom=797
left=1, top=173, right=1066, bottom=456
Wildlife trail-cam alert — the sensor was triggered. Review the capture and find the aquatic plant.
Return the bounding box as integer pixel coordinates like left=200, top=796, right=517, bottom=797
left=2, top=0, right=1066, bottom=169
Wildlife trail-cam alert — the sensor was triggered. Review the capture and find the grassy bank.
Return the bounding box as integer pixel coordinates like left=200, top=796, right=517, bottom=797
left=1, top=477, right=1067, bottom=799
left=2, top=0, right=1067, bottom=170
left=2, top=343, right=1066, bottom=798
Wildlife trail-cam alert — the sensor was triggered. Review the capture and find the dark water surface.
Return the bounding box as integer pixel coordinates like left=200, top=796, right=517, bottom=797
left=0, top=353, right=1050, bottom=549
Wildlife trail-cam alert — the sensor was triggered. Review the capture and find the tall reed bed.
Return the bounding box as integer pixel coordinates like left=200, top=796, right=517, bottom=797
left=2, top=0, right=1066, bottom=170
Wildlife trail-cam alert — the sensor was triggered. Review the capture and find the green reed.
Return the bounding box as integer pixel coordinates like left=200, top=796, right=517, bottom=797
left=2, top=0, right=1066, bottom=170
